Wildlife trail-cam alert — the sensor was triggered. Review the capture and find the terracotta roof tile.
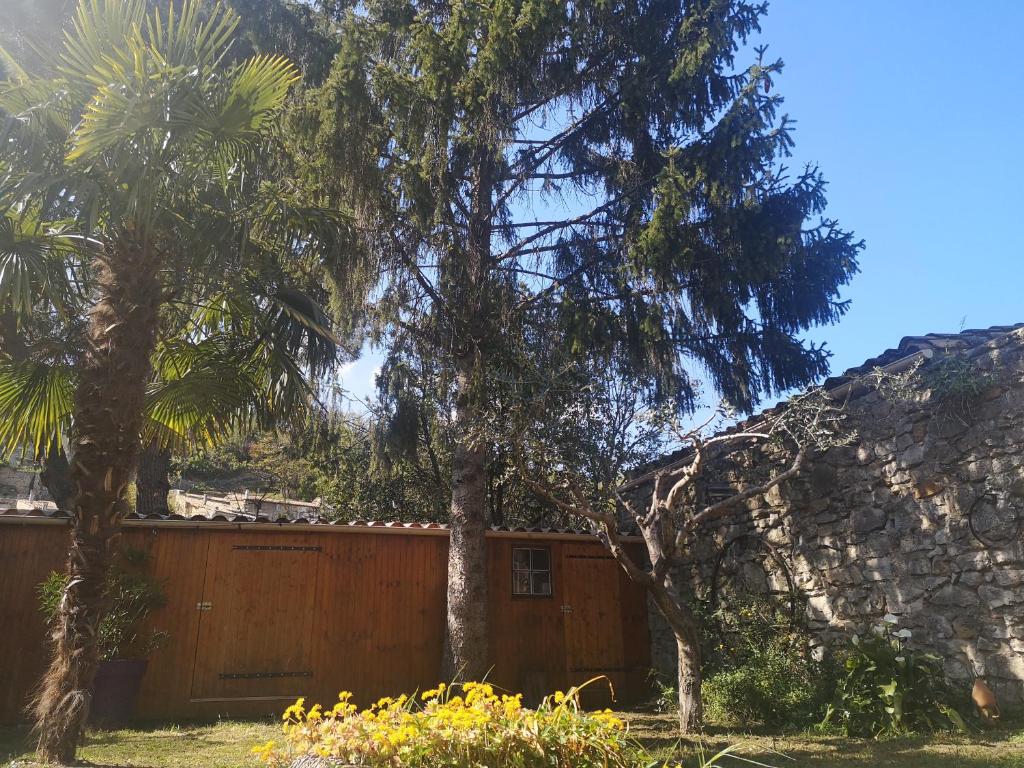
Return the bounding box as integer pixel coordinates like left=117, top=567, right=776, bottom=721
left=0, top=506, right=595, bottom=535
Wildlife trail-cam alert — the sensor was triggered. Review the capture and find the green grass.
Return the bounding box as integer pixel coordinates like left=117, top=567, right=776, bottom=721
left=0, top=721, right=277, bottom=768
left=631, top=711, right=1024, bottom=767
left=2, top=712, right=1023, bottom=767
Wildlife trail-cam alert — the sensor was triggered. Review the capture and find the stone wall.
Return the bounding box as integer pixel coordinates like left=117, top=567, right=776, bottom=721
left=0, top=464, right=51, bottom=505
left=639, top=328, right=1024, bottom=705
left=172, top=489, right=324, bottom=519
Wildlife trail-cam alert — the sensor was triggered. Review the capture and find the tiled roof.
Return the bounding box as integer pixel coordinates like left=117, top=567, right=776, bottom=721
left=0, top=506, right=596, bottom=536
left=628, top=323, right=1024, bottom=482
left=821, top=323, right=1024, bottom=386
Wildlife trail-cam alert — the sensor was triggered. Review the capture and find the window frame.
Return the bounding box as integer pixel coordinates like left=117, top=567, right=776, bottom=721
left=510, top=545, right=553, bottom=598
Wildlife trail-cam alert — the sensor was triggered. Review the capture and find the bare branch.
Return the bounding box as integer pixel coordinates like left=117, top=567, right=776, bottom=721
left=683, top=448, right=807, bottom=537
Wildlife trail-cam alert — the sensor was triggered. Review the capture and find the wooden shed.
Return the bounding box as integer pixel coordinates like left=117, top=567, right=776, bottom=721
left=0, top=510, right=651, bottom=723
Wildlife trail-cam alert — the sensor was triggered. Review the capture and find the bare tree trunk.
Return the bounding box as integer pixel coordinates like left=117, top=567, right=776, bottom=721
left=676, top=628, right=703, bottom=734
left=443, top=362, right=489, bottom=681
left=136, top=440, right=171, bottom=516
left=442, top=142, right=494, bottom=682
left=650, top=582, right=703, bottom=734
left=35, top=236, right=161, bottom=765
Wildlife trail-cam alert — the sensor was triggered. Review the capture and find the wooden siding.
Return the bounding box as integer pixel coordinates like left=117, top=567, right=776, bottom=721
left=0, top=521, right=649, bottom=723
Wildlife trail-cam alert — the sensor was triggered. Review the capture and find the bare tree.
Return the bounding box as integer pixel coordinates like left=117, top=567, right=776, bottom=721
left=524, top=387, right=856, bottom=734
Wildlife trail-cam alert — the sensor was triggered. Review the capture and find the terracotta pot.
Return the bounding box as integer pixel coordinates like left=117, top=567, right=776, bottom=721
left=90, top=658, right=148, bottom=727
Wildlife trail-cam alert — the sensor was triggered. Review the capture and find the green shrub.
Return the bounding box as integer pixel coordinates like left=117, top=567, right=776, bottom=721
left=820, top=624, right=969, bottom=737
left=702, top=634, right=832, bottom=728
left=695, top=591, right=834, bottom=729
left=38, top=548, right=168, bottom=660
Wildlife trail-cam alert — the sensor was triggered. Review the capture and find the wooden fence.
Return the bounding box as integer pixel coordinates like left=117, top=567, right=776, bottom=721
left=0, top=516, right=650, bottom=723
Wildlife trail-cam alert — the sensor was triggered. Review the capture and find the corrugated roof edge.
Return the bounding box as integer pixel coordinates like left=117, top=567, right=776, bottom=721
left=0, top=507, right=612, bottom=539
left=627, top=322, right=1024, bottom=482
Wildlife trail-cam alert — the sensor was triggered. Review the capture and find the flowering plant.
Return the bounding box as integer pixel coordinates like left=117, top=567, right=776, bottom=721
left=820, top=621, right=969, bottom=736
left=255, top=680, right=636, bottom=767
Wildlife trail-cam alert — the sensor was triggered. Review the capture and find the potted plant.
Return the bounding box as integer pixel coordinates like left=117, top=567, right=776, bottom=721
left=38, top=548, right=168, bottom=726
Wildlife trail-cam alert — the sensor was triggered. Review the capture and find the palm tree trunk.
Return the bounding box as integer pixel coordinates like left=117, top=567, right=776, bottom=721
left=35, top=235, right=161, bottom=765
left=40, top=438, right=75, bottom=511
left=136, top=440, right=171, bottom=516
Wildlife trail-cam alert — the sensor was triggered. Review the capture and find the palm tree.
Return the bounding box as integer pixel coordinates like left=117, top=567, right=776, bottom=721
left=0, top=1, right=354, bottom=760
left=0, top=286, right=343, bottom=511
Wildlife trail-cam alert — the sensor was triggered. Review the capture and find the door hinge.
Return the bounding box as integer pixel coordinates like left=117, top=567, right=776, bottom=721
left=196, top=601, right=213, bottom=612
left=560, top=605, right=573, bottom=614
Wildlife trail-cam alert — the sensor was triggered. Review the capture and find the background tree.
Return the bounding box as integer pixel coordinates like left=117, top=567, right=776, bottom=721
left=297, top=0, right=861, bottom=677
left=523, top=376, right=855, bottom=733
left=0, top=1, right=355, bottom=760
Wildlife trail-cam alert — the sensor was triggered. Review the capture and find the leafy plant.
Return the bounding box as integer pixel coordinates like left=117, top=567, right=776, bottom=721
left=923, top=353, right=995, bottom=423
left=820, top=623, right=969, bottom=737
left=38, top=549, right=167, bottom=661
left=692, top=592, right=833, bottom=729
left=702, top=633, right=834, bottom=729
left=649, top=671, right=678, bottom=715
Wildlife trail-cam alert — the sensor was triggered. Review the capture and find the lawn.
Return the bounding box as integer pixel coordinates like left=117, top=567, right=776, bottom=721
left=2, top=713, right=1024, bottom=767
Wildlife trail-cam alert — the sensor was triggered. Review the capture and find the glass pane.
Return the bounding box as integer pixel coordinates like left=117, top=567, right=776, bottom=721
left=512, top=548, right=531, bottom=570
left=530, top=548, right=550, bottom=571
left=513, top=571, right=531, bottom=595
left=532, top=571, right=551, bottom=596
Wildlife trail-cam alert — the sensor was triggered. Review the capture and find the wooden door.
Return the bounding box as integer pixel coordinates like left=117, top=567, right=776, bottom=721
left=190, top=534, right=322, bottom=702
left=561, top=544, right=625, bottom=704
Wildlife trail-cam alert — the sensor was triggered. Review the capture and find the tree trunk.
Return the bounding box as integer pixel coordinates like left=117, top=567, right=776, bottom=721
left=441, top=142, right=494, bottom=682
left=35, top=236, right=161, bottom=765
left=136, top=440, right=171, bottom=516
left=650, top=582, right=703, bottom=734
left=40, top=438, right=74, bottom=511
left=443, top=363, right=489, bottom=681
left=676, top=628, right=702, bottom=734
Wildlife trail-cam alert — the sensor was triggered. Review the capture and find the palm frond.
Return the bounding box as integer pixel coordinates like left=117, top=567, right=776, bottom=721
left=0, top=211, right=79, bottom=319
left=0, top=359, right=74, bottom=458
left=145, top=0, right=237, bottom=72
left=144, top=363, right=257, bottom=449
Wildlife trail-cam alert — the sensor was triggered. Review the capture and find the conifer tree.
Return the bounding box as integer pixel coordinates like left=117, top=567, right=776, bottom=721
left=300, top=0, right=861, bottom=679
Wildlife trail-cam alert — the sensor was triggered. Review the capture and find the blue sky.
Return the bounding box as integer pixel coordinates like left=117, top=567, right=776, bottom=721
left=762, top=1, right=1022, bottom=371
left=338, top=1, right=1023, bottom=407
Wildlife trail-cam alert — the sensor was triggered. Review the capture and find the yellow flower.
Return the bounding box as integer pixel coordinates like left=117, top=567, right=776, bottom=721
left=251, top=740, right=276, bottom=761
left=282, top=697, right=306, bottom=722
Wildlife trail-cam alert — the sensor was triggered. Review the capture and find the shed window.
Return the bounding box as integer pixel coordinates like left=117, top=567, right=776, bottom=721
left=512, top=547, right=552, bottom=596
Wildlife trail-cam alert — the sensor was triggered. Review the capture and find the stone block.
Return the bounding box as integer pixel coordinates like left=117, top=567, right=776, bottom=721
left=897, top=444, right=927, bottom=469
left=929, top=584, right=978, bottom=608
left=978, top=585, right=1016, bottom=609
left=913, top=478, right=945, bottom=499
left=994, top=569, right=1024, bottom=587
left=952, top=617, right=980, bottom=640
left=851, top=506, right=888, bottom=535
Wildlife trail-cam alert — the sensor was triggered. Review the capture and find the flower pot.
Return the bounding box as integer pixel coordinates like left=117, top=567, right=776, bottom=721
left=89, top=658, right=148, bottom=727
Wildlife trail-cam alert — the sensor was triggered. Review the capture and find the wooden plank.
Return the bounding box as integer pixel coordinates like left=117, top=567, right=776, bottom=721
left=0, top=522, right=650, bottom=722
left=131, top=527, right=210, bottom=718
left=561, top=542, right=624, bottom=707
left=190, top=532, right=321, bottom=701
left=0, top=525, right=68, bottom=722
left=488, top=539, right=567, bottom=703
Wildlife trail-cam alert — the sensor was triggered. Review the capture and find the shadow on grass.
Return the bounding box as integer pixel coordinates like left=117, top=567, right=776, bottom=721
left=629, top=712, right=1024, bottom=768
